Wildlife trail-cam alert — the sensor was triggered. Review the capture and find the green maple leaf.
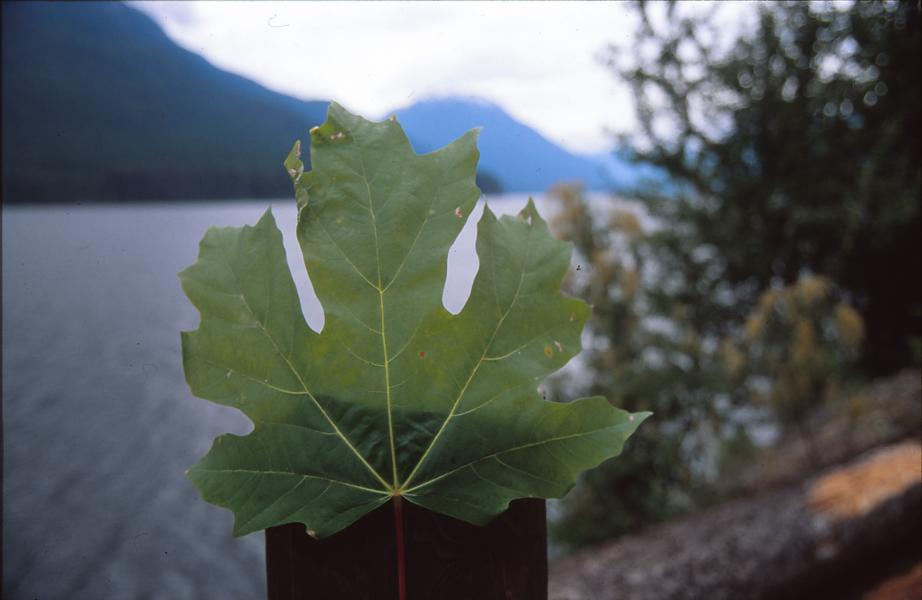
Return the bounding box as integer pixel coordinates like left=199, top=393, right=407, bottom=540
left=180, top=103, right=649, bottom=539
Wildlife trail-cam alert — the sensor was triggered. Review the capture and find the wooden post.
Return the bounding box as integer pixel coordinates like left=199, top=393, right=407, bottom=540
left=266, top=498, right=547, bottom=600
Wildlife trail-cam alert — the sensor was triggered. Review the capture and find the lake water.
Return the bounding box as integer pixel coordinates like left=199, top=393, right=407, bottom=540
left=2, top=194, right=567, bottom=599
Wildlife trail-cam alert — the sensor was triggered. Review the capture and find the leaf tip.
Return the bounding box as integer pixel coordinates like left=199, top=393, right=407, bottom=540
left=518, top=198, right=543, bottom=224
left=258, top=205, right=276, bottom=225
left=479, top=203, right=497, bottom=224
left=631, top=411, right=654, bottom=426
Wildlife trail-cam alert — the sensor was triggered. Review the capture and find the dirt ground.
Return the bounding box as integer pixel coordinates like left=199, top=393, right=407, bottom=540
left=549, top=370, right=922, bottom=600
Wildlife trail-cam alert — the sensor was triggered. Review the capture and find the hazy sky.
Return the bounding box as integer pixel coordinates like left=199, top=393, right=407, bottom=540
left=131, top=1, right=754, bottom=155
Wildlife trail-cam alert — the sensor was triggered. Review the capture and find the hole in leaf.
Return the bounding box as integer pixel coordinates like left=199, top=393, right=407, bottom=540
left=274, top=203, right=325, bottom=333
left=442, top=199, right=483, bottom=314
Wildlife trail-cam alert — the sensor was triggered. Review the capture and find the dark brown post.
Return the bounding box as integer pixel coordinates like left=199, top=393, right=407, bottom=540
left=266, top=498, right=547, bottom=600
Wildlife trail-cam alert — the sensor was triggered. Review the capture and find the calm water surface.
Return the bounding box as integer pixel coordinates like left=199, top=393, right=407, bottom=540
left=2, top=195, right=559, bottom=599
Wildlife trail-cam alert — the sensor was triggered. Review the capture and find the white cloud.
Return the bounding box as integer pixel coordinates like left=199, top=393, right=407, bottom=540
left=130, top=1, right=750, bottom=155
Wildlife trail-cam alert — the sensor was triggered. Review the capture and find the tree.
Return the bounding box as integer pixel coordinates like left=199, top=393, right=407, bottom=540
left=550, top=0, right=919, bottom=550
left=548, top=184, right=727, bottom=548
left=611, top=0, right=920, bottom=375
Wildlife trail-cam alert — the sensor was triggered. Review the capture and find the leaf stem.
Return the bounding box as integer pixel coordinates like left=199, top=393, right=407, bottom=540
left=393, top=495, right=407, bottom=600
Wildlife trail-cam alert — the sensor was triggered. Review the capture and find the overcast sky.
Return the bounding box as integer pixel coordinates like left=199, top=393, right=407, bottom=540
left=131, top=1, right=754, bottom=155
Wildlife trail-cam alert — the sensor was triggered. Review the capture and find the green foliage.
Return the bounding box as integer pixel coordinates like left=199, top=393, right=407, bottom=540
left=548, top=184, right=723, bottom=548
left=180, top=104, right=647, bottom=539
left=725, top=276, right=865, bottom=426
left=613, top=0, right=920, bottom=375
left=551, top=1, right=918, bottom=548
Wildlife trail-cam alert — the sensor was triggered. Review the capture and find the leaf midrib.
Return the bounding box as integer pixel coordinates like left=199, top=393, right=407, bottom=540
left=309, top=122, right=542, bottom=498
left=342, top=119, right=402, bottom=491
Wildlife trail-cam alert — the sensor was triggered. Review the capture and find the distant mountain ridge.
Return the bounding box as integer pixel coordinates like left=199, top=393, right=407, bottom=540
left=2, top=2, right=636, bottom=203
left=2, top=1, right=328, bottom=202
left=386, top=97, right=624, bottom=193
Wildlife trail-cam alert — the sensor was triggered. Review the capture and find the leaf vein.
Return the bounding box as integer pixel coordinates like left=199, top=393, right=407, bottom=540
left=309, top=205, right=381, bottom=291
left=404, top=426, right=613, bottom=493
left=216, top=243, right=390, bottom=490
left=402, top=221, right=535, bottom=488
left=194, top=468, right=388, bottom=495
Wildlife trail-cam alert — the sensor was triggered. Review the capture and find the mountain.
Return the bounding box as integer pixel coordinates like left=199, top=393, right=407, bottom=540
left=387, top=98, right=631, bottom=193
left=1, top=2, right=639, bottom=203
left=1, top=1, right=327, bottom=202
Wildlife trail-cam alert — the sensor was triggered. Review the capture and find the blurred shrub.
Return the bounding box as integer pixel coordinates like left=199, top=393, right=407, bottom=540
left=549, top=183, right=728, bottom=549
left=549, top=195, right=866, bottom=549
left=725, top=276, right=865, bottom=429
